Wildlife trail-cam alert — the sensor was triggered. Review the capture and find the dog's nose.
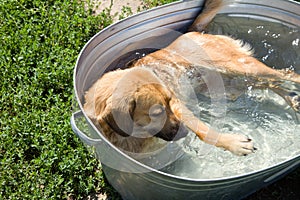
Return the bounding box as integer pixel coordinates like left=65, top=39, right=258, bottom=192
left=173, top=124, right=189, bottom=141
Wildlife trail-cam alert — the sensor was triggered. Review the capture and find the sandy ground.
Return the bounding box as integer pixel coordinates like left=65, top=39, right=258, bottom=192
left=91, top=0, right=144, bottom=21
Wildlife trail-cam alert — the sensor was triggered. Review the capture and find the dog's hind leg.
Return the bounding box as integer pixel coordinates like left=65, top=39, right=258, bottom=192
left=277, top=69, right=300, bottom=85
left=286, top=92, right=300, bottom=112
left=269, top=86, right=300, bottom=113
left=188, top=0, right=224, bottom=32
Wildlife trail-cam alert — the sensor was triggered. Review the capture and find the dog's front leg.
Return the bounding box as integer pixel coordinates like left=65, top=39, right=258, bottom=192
left=170, top=98, right=255, bottom=155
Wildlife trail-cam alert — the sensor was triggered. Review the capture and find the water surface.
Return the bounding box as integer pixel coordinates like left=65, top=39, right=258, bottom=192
left=161, top=15, right=300, bottom=179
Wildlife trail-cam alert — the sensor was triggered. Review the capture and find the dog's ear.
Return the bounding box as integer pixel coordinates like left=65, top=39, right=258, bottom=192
left=96, top=94, right=136, bottom=137
left=84, top=82, right=99, bottom=120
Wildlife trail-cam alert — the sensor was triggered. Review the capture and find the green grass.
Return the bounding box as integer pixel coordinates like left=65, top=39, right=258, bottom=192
left=0, top=0, right=176, bottom=199
left=0, top=0, right=113, bottom=199
left=1, top=0, right=300, bottom=199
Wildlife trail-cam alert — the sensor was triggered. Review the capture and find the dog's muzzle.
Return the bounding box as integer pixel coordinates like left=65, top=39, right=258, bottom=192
left=155, top=124, right=189, bottom=141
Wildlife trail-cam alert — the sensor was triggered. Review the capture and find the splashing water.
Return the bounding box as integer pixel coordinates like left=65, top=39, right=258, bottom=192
left=160, top=15, right=300, bottom=179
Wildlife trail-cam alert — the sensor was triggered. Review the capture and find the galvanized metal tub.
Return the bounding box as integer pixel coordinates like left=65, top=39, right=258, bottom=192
left=71, top=0, right=300, bottom=199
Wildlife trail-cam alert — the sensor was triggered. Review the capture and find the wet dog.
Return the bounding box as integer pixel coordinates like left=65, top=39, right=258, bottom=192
left=84, top=0, right=300, bottom=156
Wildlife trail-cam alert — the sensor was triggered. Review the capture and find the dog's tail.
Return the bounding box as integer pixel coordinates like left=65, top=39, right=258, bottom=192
left=188, top=0, right=224, bottom=32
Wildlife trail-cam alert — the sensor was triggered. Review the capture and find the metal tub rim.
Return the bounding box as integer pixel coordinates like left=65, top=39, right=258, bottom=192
left=73, top=0, right=300, bottom=183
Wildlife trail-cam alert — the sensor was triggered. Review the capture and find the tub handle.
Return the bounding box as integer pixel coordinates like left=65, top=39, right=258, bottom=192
left=71, top=111, right=102, bottom=146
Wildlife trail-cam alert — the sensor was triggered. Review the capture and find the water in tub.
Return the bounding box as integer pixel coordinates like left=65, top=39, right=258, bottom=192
left=157, top=15, right=300, bottom=179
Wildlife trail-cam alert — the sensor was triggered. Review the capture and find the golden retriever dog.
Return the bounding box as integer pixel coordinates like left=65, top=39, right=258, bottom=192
left=84, top=0, right=300, bottom=156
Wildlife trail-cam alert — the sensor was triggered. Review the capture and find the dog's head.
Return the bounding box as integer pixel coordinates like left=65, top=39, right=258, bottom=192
left=92, top=68, right=188, bottom=141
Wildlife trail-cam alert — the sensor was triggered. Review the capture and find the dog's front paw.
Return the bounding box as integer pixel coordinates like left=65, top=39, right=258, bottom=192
left=287, top=92, right=300, bottom=112
left=217, top=134, right=255, bottom=156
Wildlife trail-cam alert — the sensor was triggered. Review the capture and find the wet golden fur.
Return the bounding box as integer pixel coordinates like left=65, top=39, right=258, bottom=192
left=84, top=0, right=300, bottom=156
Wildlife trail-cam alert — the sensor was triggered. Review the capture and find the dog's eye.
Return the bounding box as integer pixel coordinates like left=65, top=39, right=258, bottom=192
left=149, top=105, right=165, bottom=117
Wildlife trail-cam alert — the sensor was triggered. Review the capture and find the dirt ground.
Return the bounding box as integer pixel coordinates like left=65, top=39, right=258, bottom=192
left=91, top=0, right=144, bottom=21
